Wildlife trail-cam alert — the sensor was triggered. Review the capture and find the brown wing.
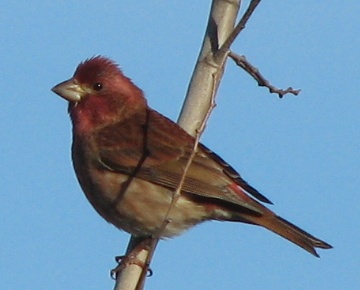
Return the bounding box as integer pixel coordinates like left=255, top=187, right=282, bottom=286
left=96, top=108, right=271, bottom=213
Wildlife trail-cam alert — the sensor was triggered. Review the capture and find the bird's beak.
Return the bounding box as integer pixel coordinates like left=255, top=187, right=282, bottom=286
left=51, top=78, right=86, bottom=102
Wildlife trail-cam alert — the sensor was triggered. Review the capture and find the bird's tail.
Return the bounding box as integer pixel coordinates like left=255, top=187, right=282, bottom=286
left=242, top=211, right=332, bottom=257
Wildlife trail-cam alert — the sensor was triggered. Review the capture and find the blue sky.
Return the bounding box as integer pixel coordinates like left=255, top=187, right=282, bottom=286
left=1, top=1, right=359, bottom=289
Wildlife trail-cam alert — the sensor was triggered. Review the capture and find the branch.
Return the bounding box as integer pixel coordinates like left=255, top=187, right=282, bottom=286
left=112, top=236, right=151, bottom=290
left=229, top=52, right=301, bottom=98
left=215, top=0, right=262, bottom=61
left=178, top=0, right=241, bottom=134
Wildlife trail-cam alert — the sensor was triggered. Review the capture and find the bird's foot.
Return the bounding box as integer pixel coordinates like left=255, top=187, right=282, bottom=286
left=110, top=237, right=154, bottom=280
left=110, top=254, right=152, bottom=279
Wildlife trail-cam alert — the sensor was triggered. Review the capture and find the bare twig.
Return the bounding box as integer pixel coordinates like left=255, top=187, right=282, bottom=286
left=229, top=52, right=301, bottom=98
left=219, top=0, right=300, bottom=98
left=215, top=0, right=262, bottom=61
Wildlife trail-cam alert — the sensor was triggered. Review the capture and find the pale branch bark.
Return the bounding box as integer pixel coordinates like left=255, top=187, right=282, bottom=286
left=229, top=52, right=301, bottom=98
left=114, top=0, right=263, bottom=289
left=112, top=236, right=150, bottom=290
left=178, top=0, right=241, bottom=134
left=215, top=0, right=261, bottom=61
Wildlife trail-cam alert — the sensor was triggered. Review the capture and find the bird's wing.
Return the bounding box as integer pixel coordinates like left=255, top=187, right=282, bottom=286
left=96, top=109, right=271, bottom=213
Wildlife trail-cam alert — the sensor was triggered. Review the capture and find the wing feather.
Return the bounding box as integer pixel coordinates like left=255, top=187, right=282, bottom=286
left=96, top=109, right=270, bottom=214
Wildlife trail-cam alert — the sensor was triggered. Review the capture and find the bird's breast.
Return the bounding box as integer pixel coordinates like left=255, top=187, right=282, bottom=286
left=71, top=139, right=210, bottom=237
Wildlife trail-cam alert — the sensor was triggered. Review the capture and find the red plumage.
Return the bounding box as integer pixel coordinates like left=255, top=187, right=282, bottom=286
left=52, top=56, right=331, bottom=257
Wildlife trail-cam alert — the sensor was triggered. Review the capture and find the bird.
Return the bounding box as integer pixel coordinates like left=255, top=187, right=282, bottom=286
left=51, top=56, right=332, bottom=257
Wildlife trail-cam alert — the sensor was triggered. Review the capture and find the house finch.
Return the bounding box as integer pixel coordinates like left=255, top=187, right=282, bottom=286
left=52, top=56, right=331, bottom=257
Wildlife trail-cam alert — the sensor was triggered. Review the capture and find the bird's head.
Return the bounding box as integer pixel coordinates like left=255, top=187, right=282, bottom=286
left=52, top=56, right=143, bottom=103
left=52, top=56, right=146, bottom=133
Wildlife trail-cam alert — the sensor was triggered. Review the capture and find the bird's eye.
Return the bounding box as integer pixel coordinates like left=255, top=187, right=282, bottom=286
left=93, top=82, right=103, bottom=91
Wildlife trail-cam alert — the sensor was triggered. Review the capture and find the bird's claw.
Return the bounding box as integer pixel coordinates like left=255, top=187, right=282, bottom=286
left=110, top=255, right=153, bottom=279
